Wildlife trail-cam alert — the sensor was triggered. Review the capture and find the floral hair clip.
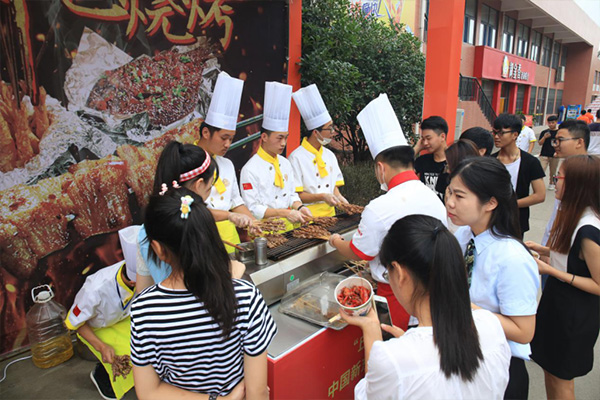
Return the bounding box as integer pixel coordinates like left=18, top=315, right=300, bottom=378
left=180, top=195, right=194, bottom=219
left=159, top=183, right=168, bottom=196
left=172, top=180, right=181, bottom=189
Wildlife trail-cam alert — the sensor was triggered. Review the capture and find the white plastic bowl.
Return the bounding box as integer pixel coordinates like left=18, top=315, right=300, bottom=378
left=334, top=276, right=373, bottom=317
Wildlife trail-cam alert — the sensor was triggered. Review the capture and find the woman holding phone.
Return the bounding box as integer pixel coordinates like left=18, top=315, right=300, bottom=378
left=343, top=215, right=511, bottom=399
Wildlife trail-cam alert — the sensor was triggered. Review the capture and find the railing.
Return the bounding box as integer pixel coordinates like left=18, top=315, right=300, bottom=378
left=459, top=75, right=497, bottom=126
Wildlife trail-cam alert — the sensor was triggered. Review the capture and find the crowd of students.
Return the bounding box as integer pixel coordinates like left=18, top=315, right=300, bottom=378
left=63, top=76, right=599, bottom=400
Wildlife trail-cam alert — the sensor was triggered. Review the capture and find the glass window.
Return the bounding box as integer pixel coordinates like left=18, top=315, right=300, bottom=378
left=560, top=46, right=567, bottom=67
left=541, top=36, right=552, bottom=67
left=516, top=85, right=526, bottom=112
left=547, top=89, right=556, bottom=114
left=463, top=0, right=477, bottom=44
left=536, top=87, right=546, bottom=114
left=516, top=24, right=529, bottom=58
left=552, top=42, right=560, bottom=69
left=478, top=5, right=498, bottom=47
left=529, top=86, right=537, bottom=114
left=555, top=90, right=563, bottom=113
left=502, top=16, right=516, bottom=53
left=530, top=31, right=541, bottom=63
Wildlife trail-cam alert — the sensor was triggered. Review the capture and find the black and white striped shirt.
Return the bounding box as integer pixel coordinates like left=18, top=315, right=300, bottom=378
left=130, top=279, right=277, bottom=395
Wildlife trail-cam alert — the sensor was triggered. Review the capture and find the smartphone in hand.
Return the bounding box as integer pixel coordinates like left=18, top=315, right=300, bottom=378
left=373, top=295, right=394, bottom=341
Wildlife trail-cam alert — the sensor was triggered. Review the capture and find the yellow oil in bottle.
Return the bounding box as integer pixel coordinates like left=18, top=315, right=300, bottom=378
left=31, top=334, right=74, bottom=369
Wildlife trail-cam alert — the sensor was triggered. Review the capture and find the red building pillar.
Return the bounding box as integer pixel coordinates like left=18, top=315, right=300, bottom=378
left=287, top=0, right=302, bottom=155
left=508, top=83, right=518, bottom=114
left=523, top=85, right=532, bottom=114
left=492, top=81, right=502, bottom=115
left=422, top=0, right=465, bottom=142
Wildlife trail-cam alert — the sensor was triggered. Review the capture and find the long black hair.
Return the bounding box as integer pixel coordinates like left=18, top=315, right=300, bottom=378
left=449, top=156, right=522, bottom=241
left=153, top=141, right=218, bottom=194
left=380, top=215, right=483, bottom=381
left=144, top=187, right=236, bottom=336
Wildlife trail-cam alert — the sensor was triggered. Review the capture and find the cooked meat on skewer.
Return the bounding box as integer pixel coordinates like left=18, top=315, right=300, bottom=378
left=303, top=216, right=338, bottom=228
left=263, top=233, right=288, bottom=249
left=335, top=203, right=364, bottom=215
left=292, top=225, right=331, bottom=240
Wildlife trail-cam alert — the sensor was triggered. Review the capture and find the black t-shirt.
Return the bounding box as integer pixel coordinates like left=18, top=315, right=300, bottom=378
left=539, top=129, right=558, bottom=157
left=492, top=150, right=545, bottom=234
left=414, top=153, right=446, bottom=201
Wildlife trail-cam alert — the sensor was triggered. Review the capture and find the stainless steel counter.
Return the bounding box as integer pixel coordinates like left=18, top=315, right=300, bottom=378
left=243, top=229, right=357, bottom=306
left=240, top=229, right=357, bottom=359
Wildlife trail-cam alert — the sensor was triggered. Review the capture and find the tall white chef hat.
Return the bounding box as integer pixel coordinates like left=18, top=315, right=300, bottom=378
left=118, top=225, right=142, bottom=282
left=292, top=84, right=332, bottom=131
left=262, top=81, right=293, bottom=132
left=205, top=71, right=244, bottom=131
left=357, top=93, right=408, bottom=159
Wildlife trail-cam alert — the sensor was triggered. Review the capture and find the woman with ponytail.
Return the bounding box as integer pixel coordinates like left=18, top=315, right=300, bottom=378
left=446, top=156, right=539, bottom=400
left=136, top=141, right=245, bottom=292
left=345, top=215, right=510, bottom=399
left=130, top=188, right=277, bottom=400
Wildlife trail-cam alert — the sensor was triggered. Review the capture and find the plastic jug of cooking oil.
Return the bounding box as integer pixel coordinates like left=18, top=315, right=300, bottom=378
left=26, top=285, right=73, bottom=368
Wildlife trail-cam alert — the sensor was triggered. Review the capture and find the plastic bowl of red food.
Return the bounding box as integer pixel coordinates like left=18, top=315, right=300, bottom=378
left=335, top=277, right=373, bottom=317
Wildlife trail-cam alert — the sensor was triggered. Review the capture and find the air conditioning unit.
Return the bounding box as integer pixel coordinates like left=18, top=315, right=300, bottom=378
left=556, top=66, right=565, bottom=82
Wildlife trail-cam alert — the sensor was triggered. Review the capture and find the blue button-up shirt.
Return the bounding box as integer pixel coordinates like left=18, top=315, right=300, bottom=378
left=454, top=227, right=539, bottom=360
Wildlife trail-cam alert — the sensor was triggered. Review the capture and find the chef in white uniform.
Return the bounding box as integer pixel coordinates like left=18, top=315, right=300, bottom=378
left=329, top=94, right=447, bottom=330
left=65, top=225, right=139, bottom=399
left=240, top=81, right=311, bottom=229
left=289, top=84, right=348, bottom=217
left=197, top=71, right=257, bottom=252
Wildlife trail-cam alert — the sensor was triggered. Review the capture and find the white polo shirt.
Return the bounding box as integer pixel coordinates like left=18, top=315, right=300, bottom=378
left=65, top=261, right=135, bottom=330
left=350, top=171, right=448, bottom=283
left=206, top=155, right=245, bottom=212
left=288, top=138, right=344, bottom=201
left=239, top=150, right=301, bottom=219
left=454, top=227, right=539, bottom=360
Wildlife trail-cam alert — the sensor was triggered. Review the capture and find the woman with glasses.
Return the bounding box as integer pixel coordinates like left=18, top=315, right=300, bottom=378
left=446, top=156, right=539, bottom=400
left=288, top=84, right=348, bottom=216
left=491, top=113, right=546, bottom=238
left=526, top=156, right=600, bottom=400
left=344, top=215, right=511, bottom=400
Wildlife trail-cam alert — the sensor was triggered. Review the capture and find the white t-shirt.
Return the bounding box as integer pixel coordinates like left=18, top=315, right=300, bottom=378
left=350, top=172, right=448, bottom=283
left=354, top=309, right=511, bottom=400
left=516, top=126, right=536, bottom=152
left=504, top=158, right=521, bottom=191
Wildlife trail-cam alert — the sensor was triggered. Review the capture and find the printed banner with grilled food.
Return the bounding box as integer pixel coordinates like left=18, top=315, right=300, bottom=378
left=0, top=0, right=288, bottom=356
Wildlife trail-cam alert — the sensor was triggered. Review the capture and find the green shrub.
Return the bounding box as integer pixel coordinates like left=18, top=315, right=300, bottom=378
left=339, top=161, right=382, bottom=206
left=301, top=0, right=425, bottom=162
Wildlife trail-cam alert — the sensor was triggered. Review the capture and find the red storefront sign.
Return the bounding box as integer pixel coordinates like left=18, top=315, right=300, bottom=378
left=473, top=46, right=536, bottom=85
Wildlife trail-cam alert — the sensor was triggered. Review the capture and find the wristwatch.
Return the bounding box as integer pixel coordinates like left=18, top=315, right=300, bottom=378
left=209, top=394, right=218, bottom=400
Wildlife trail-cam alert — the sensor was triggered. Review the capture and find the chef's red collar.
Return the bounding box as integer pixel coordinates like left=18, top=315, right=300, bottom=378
left=388, top=170, right=419, bottom=190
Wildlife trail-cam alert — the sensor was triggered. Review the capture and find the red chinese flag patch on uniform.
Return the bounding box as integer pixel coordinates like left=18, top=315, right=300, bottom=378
left=73, top=305, right=81, bottom=317
left=242, top=183, right=253, bottom=191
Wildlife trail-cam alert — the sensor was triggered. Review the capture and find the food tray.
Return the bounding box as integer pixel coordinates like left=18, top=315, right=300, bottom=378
left=278, top=272, right=347, bottom=330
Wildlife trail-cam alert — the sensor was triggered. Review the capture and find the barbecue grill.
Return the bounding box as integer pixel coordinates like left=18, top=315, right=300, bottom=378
left=243, top=213, right=361, bottom=305
left=266, top=214, right=361, bottom=261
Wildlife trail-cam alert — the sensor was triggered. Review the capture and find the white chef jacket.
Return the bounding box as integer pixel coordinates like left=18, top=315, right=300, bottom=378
left=453, top=227, right=539, bottom=360
left=354, top=309, right=511, bottom=400
left=239, top=149, right=301, bottom=219
left=65, top=261, right=134, bottom=330
left=206, top=155, right=245, bottom=212
left=350, top=171, right=448, bottom=283
left=288, top=138, right=344, bottom=201
left=516, top=126, right=536, bottom=152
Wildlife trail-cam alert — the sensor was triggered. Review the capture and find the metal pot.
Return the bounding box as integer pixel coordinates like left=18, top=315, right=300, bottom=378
left=235, top=242, right=255, bottom=263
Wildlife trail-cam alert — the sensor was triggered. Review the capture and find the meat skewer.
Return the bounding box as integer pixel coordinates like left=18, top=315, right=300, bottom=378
left=292, top=225, right=331, bottom=241
left=335, top=203, right=364, bottom=215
